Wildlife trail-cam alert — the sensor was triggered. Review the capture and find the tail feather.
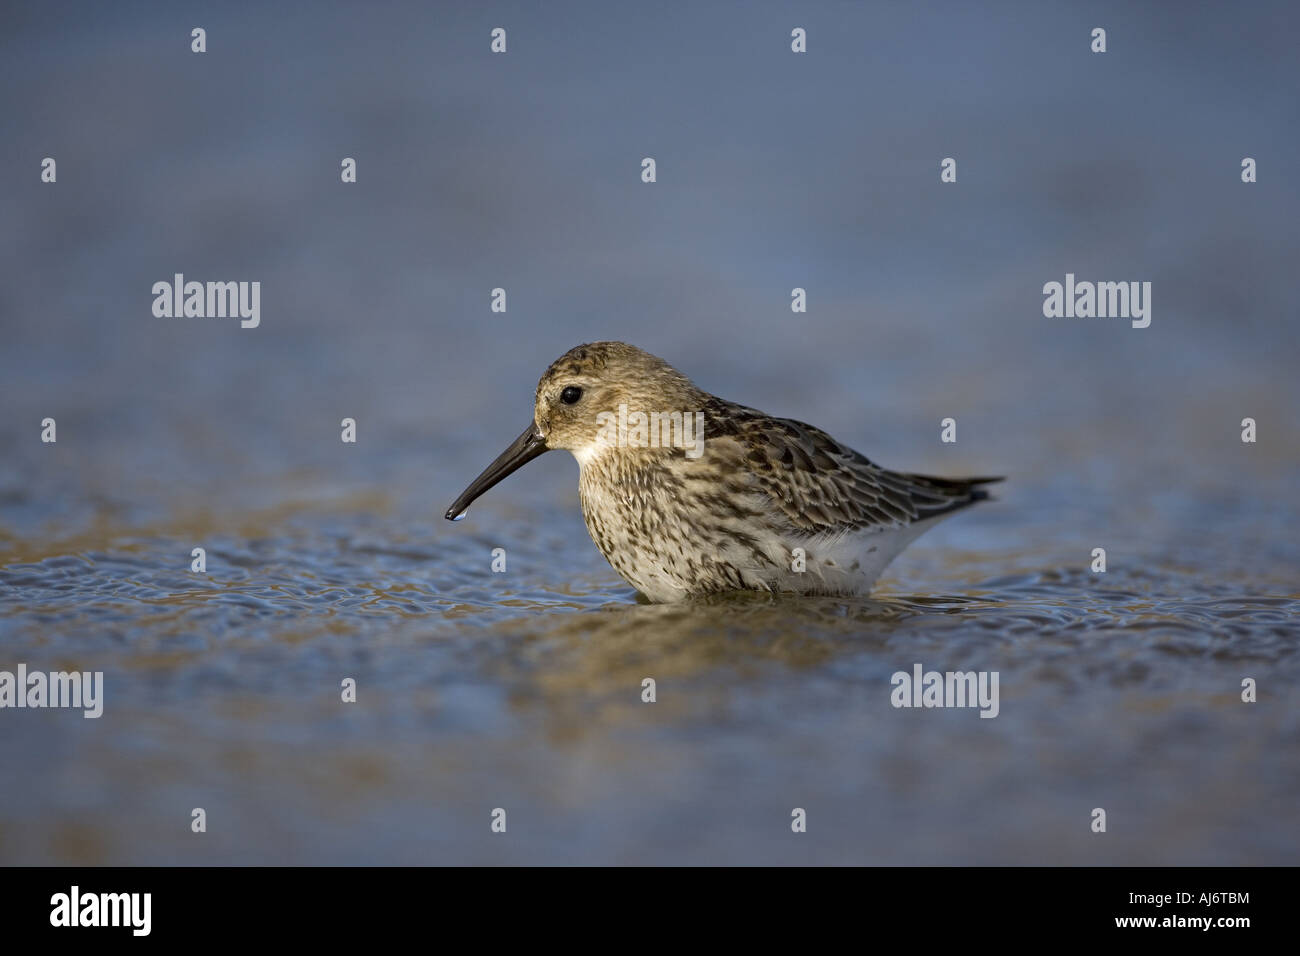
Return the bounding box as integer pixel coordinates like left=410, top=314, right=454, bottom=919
left=903, top=474, right=1004, bottom=520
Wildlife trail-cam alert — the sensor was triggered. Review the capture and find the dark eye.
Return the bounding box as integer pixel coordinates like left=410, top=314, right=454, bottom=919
left=560, top=386, right=583, bottom=405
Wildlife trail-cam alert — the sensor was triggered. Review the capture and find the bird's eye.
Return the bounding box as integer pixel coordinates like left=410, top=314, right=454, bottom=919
left=560, top=386, right=583, bottom=405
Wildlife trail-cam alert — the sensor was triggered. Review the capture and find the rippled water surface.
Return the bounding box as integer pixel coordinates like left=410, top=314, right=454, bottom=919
left=2, top=1, right=1298, bottom=864
left=2, top=484, right=1297, bottom=865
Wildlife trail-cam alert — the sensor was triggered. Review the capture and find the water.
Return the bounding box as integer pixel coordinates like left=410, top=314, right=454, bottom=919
left=2, top=1, right=1298, bottom=864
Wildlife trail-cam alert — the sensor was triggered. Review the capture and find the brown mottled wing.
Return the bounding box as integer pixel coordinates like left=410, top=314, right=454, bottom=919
left=727, top=410, right=1001, bottom=534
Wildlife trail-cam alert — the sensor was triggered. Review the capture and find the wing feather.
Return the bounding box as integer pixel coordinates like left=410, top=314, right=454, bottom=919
left=709, top=401, right=1001, bottom=535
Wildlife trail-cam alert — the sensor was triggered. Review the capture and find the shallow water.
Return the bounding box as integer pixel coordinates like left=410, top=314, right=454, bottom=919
left=2, top=1, right=1299, bottom=864
left=1, top=482, right=1297, bottom=864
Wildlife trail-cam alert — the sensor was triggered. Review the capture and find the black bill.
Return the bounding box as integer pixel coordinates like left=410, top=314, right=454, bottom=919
left=445, top=423, right=549, bottom=520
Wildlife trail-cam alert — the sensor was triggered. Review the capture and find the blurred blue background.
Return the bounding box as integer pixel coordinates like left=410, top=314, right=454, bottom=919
left=0, top=1, right=1296, bottom=865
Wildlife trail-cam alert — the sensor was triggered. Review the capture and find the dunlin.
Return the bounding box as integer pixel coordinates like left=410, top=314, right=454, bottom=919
left=446, top=342, right=1001, bottom=602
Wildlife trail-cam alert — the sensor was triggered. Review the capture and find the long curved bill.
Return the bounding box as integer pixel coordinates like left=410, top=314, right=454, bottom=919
left=445, top=423, right=549, bottom=520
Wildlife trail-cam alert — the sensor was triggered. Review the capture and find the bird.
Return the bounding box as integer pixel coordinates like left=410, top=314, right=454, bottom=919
left=446, top=342, right=1001, bottom=603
